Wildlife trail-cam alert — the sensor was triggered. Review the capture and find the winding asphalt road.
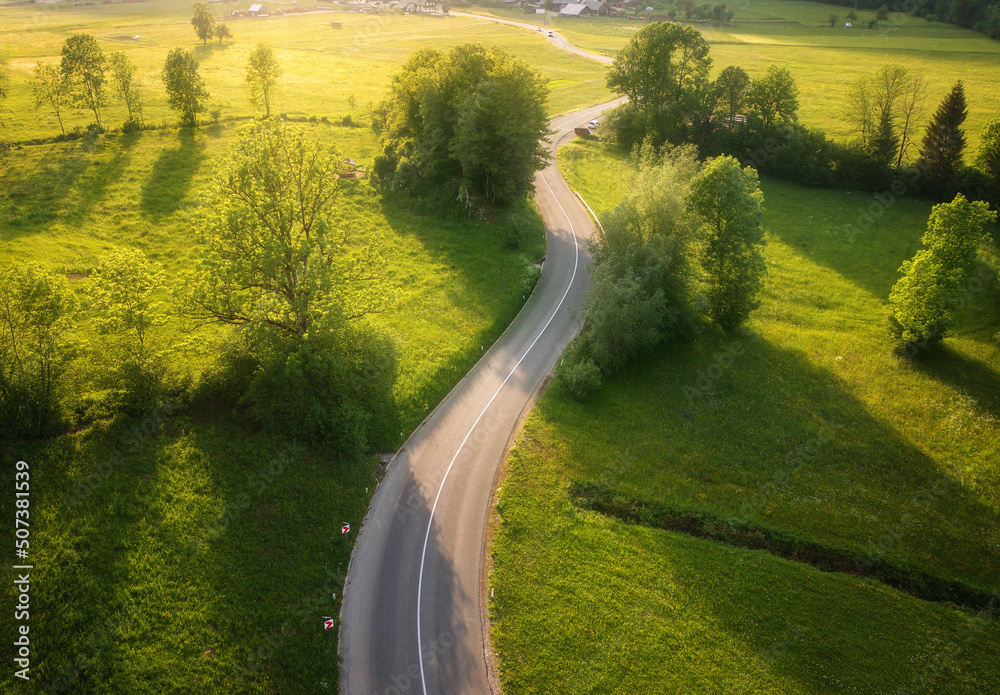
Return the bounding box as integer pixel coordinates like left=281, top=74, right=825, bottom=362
left=340, top=18, right=620, bottom=695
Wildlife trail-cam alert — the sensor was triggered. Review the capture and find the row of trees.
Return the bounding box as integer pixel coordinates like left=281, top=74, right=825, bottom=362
left=594, top=20, right=1000, bottom=368
left=604, top=23, right=800, bottom=150
left=26, top=33, right=282, bottom=133
left=561, top=145, right=767, bottom=398
left=602, top=21, right=1000, bottom=203
left=805, top=0, right=1000, bottom=41
left=1, top=121, right=398, bottom=449
left=192, top=2, right=233, bottom=45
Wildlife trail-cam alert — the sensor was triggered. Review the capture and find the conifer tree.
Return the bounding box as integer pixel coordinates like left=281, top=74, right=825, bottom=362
left=917, top=81, right=968, bottom=195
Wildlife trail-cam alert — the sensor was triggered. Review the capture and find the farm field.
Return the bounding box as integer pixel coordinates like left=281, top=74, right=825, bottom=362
left=470, top=1, right=1000, bottom=150
left=489, top=138, right=1000, bottom=692
left=0, top=0, right=612, bottom=142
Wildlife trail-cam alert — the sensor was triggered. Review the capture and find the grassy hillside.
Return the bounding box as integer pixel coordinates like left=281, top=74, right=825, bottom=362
left=489, top=139, right=1000, bottom=693
left=469, top=1, right=1000, bottom=152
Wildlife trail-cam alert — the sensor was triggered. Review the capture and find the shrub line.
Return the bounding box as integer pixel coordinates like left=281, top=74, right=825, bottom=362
left=569, top=481, right=999, bottom=613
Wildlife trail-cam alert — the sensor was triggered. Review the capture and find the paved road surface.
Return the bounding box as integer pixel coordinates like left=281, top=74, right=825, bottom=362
left=449, top=10, right=615, bottom=66
left=340, top=17, right=622, bottom=695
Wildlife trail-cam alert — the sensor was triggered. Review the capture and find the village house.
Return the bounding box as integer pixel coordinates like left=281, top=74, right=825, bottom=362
left=558, top=2, right=591, bottom=17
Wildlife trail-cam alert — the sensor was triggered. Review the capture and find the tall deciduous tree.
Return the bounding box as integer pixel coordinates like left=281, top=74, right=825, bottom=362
left=451, top=50, right=549, bottom=205
left=181, top=120, right=398, bottom=450
left=161, top=48, right=209, bottom=127
left=917, top=81, right=968, bottom=194
left=887, top=194, right=995, bottom=349
left=846, top=64, right=925, bottom=167
left=582, top=143, right=703, bottom=372
left=975, top=118, right=1000, bottom=205
left=183, top=119, right=395, bottom=338
left=606, top=21, right=711, bottom=116
left=60, top=33, right=107, bottom=129
left=246, top=43, right=281, bottom=118
left=714, top=65, right=750, bottom=129
left=32, top=62, right=69, bottom=136
left=746, top=64, right=798, bottom=131
left=109, top=52, right=143, bottom=125
left=0, top=263, right=77, bottom=438
left=688, top=155, right=767, bottom=330
left=88, top=248, right=166, bottom=411
left=191, top=2, right=216, bottom=45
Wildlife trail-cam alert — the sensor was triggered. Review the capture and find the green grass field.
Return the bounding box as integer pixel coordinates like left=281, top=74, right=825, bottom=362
left=0, top=0, right=612, bottom=142
left=489, top=139, right=1000, bottom=692
left=0, top=2, right=601, bottom=691
left=470, top=1, right=1000, bottom=153
left=0, top=128, right=545, bottom=692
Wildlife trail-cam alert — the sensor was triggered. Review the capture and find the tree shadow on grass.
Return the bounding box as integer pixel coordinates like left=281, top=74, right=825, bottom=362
left=140, top=129, right=207, bottom=221
left=63, top=132, right=140, bottom=224
left=377, top=197, right=542, bottom=434
left=17, top=421, right=162, bottom=693
left=760, top=177, right=933, bottom=300
left=0, top=138, right=96, bottom=239
left=909, top=343, right=1000, bottom=422
left=190, top=430, right=480, bottom=692
left=553, top=327, right=1000, bottom=592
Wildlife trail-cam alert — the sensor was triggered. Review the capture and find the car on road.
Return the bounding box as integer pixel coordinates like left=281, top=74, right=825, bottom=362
left=588, top=120, right=600, bottom=129
left=548, top=30, right=554, bottom=36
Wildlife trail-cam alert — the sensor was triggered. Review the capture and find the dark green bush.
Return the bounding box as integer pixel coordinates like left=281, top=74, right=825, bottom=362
left=559, top=358, right=602, bottom=401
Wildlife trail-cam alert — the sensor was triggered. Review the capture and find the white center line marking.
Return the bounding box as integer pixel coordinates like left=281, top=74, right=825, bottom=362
left=416, top=165, right=585, bottom=695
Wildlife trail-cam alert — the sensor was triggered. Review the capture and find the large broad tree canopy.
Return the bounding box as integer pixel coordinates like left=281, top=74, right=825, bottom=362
left=373, top=44, right=549, bottom=207
left=184, top=119, right=394, bottom=340
left=606, top=21, right=712, bottom=114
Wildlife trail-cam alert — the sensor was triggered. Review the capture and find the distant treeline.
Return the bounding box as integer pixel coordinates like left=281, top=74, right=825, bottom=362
left=812, top=0, right=1000, bottom=40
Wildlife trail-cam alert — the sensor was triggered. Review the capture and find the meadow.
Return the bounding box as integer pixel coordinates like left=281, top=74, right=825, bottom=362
left=0, top=2, right=609, bottom=691
left=0, top=0, right=612, bottom=141
left=470, top=0, right=1000, bottom=152
left=489, top=138, right=1000, bottom=692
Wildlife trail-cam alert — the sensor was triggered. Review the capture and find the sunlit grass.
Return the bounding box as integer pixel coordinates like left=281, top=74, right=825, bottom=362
left=489, top=138, right=1000, bottom=692
left=469, top=2, right=1000, bottom=153
left=0, top=0, right=611, bottom=141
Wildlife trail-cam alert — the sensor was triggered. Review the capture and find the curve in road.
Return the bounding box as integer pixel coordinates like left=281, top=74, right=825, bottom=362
left=340, top=18, right=622, bottom=695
